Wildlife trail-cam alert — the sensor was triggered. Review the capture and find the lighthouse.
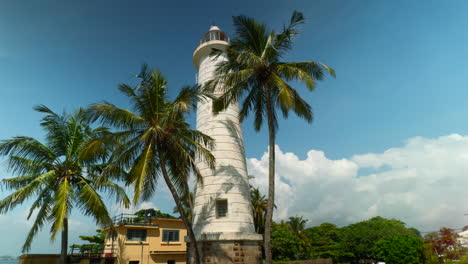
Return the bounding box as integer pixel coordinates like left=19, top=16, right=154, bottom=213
left=192, top=26, right=263, bottom=264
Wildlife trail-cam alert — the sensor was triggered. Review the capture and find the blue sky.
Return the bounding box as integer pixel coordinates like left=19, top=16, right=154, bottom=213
left=2, top=0, right=468, bottom=256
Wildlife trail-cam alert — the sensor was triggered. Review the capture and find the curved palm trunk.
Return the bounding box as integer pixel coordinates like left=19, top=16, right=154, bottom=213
left=182, top=180, right=196, bottom=264
left=158, top=149, right=201, bottom=264
left=59, top=217, right=68, bottom=264
left=264, top=88, right=276, bottom=264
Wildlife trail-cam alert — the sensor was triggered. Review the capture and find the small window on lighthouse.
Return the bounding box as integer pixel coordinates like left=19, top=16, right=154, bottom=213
left=216, top=199, right=228, bottom=218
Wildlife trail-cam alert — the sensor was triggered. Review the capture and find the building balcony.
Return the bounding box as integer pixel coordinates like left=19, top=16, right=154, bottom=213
left=112, top=213, right=160, bottom=227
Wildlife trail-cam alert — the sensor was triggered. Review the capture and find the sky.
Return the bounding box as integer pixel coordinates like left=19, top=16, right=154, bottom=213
left=1, top=0, right=468, bottom=256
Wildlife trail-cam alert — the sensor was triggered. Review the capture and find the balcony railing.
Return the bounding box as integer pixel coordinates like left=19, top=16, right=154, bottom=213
left=69, top=244, right=116, bottom=258
left=112, top=213, right=159, bottom=227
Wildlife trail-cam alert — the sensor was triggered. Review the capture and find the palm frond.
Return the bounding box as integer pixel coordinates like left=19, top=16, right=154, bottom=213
left=76, top=176, right=112, bottom=226
left=50, top=177, right=73, bottom=240
left=127, top=143, right=156, bottom=203
left=0, top=137, right=55, bottom=164
left=273, top=11, right=305, bottom=56
left=1, top=174, right=36, bottom=190
left=87, top=102, right=146, bottom=130
left=172, top=85, right=199, bottom=113
left=0, top=170, right=55, bottom=213
left=22, top=197, right=52, bottom=252
left=90, top=175, right=130, bottom=208
left=272, top=73, right=313, bottom=122
left=232, top=14, right=268, bottom=56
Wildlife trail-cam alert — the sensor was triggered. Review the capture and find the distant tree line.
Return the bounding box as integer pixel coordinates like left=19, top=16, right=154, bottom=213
left=267, top=216, right=468, bottom=264
left=250, top=186, right=468, bottom=264
left=268, top=216, right=421, bottom=263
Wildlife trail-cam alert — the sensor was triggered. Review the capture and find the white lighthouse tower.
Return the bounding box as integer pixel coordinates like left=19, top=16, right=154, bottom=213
left=192, top=26, right=263, bottom=264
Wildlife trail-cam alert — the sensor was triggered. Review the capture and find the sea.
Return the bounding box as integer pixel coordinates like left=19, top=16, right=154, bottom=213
left=0, top=261, right=19, bottom=264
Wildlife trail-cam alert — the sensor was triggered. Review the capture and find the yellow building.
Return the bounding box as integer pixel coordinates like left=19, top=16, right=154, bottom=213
left=104, top=214, right=187, bottom=264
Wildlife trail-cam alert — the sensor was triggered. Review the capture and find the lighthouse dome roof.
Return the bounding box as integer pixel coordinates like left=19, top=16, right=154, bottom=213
left=209, top=25, right=221, bottom=31
left=199, top=25, right=229, bottom=44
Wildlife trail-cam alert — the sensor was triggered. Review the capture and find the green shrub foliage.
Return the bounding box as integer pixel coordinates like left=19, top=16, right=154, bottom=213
left=374, top=235, right=424, bottom=264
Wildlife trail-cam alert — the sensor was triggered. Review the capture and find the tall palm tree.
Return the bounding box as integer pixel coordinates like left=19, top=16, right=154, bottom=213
left=0, top=106, right=129, bottom=264
left=204, top=11, right=335, bottom=263
left=87, top=65, right=215, bottom=264
left=250, top=186, right=268, bottom=235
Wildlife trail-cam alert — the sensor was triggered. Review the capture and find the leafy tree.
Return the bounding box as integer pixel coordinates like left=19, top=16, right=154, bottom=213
left=424, top=227, right=464, bottom=263
left=305, top=223, right=352, bottom=263
left=340, top=216, right=420, bottom=263
left=79, top=229, right=106, bottom=245
left=134, top=208, right=175, bottom=219
left=71, top=229, right=106, bottom=254
left=87, top=65, right=215, bottom=264
left=204, top=11, right=335, bottom=263
left=0, top=106, right=129, bottom=264
left=373, top=235, right=424, bottom=264
left=271, top=222, right=304, bottom=261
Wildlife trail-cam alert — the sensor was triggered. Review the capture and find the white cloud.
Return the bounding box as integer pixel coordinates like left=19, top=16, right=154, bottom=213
left=247, top=134, right=468, bottom=231
left=110, top=201, right=159, bottom=216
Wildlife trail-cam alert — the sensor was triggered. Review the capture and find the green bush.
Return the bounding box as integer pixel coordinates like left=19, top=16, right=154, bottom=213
left=373, top=235, right=423, bottom=264
left=271, top=222, right=304, bottom=261
left=458, top=254, right=468, bottom=264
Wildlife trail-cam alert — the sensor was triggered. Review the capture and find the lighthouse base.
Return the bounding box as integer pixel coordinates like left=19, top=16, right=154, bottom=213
left=191, top=233, right=263, bottom=264
left=201, top=240, right=262, bottom=264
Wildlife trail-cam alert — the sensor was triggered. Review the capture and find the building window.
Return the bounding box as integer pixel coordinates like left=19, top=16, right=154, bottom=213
left=129, top=261, right=140, bottom=264
left=167, top=261, right=175, bottom=264
left=162, top=230, right=180, bottom=242
left=126, top=229, right=147, bottom=242
left=216, top=199, right=228, bottom=218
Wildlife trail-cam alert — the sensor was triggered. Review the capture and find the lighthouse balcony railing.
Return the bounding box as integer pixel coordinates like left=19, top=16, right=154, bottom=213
left=199, top=30, right=229, bottom=45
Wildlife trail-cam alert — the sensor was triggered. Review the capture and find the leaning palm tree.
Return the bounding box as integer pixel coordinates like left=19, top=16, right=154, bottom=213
left=87, top=65, right=215, bottom=264
left=0, top=106, right=129, bottom=264
left=204, top=11, right=335, bottom=263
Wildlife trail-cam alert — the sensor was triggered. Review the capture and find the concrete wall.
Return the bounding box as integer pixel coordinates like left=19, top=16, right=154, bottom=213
left=19, top=254, right=116, bottom=264
left=19, top=254, right=60, bottom=264
left=151, top=254, right=186, bottom=264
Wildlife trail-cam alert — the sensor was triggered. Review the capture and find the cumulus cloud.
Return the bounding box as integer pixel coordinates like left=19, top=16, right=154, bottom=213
left=247, top=134, right=468, bottom=231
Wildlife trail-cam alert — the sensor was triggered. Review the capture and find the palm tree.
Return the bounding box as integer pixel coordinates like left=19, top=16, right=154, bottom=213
left=204, top=11, right=335, bottom=263
left=87, top=65, right=215, bottom=264
left=0, top=106, right=129, bottom=264
left=288, top=216, right=310, bottom=260
left=250, top=186, right=268, bottom=235
left=172, top=191, right=194, bottom=220
left=288, top=216, right=308, bottom=235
